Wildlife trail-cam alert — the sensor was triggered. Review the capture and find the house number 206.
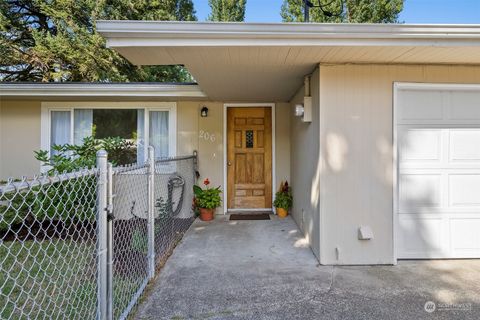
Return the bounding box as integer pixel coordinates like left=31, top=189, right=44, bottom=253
left=199, top=130, right=216, bottom=142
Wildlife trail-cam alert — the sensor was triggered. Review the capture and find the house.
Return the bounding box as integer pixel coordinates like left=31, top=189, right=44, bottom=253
left=2, top=22, right=480, bottom=265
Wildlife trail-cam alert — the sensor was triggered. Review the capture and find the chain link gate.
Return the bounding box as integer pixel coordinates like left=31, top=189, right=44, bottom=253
left=0, top=147, right=197, bottom=320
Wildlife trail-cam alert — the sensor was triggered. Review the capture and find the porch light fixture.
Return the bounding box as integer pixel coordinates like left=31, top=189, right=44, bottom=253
left=295, top=104, right=305, bottom=117
left=295, top=99, right=312, bottom=123
left=200, top=106, right=209, bottom=117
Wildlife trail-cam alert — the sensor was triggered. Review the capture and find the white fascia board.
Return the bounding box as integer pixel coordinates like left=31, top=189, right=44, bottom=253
left=97, top=20, right=480, bottom=47
left=0, top=83, right=207, bottom=98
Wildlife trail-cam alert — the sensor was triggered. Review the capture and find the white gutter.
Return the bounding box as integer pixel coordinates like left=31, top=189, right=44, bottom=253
left=0, top=83, right=207, bottom=98
left=97, top=21, right=480, bottom=47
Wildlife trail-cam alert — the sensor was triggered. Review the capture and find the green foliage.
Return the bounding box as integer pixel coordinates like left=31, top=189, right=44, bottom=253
left=0, top=174, right=97, bottom=232
left=208, top=0, right=246, bottom=22
left=193, top=184, right=222, bottom=209
left=273, top=181, right=292, bottom=209
left=1, top=188, right=35, bottom=232
left=281, top=0, right=404, bottom=23
left=0, top=0, right=196, bottom=82
left=156, top=196, right=169, bottom=219
left=0, top=135, right=135, bottom=233
left=131, top=227, right=148, bottom=254
left=34, top=136, right=136, bottom=174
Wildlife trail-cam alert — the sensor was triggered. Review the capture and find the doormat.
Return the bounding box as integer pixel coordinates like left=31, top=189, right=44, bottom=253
left=229, top=213, right=271, bottom=221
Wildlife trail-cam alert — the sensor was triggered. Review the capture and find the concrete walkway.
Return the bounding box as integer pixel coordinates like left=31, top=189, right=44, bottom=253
left=135, top=215, right=480, bottom=320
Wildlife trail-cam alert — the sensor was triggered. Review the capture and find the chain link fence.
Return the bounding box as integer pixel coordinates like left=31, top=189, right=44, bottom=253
left=0, top=147, right=197, bottom=320
left=153, top=157, right=196, bottom=266
left=0, top=170, right=99, bottom=320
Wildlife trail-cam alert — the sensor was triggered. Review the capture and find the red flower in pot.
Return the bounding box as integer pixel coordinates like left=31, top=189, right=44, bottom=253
left=193, top=178, right=221, bottom=221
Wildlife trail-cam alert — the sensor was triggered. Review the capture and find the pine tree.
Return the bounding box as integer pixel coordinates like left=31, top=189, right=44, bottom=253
left=281, top=0, right=403, bottom=23
left=0, top=0, right=196, bottom=82
left=208, top=0, right=247, bottom=22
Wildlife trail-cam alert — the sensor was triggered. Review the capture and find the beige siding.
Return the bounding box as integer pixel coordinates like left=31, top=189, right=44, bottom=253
left=178, top=101, right=290, bottom=214
left=319, top=64, right=480, bottom=265
left=0, top=100, right=41, bottom=179
left=289, top=68, right=321, bottom=259
left=0, top=99, right=290, bottom=216
left=275, top=103, right=291, bottom=184
left=177, top=101, right=225, bottom=213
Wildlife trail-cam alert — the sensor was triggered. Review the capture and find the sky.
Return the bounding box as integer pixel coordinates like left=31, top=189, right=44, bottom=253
left=193, top=0, right=480, bottom=24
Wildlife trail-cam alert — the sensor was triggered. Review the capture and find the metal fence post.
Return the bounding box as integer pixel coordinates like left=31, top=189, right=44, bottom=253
left=96, top=150, right=108, bottom=320
left=106, top=163, right=114, bottom=320
left=147, top=146, right=155, bottom=279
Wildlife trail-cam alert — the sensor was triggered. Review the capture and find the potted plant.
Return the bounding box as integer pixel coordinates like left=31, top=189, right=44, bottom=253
left=273, top=181, right=292, bottom=218
left=193, top=178, right=222, bottom=221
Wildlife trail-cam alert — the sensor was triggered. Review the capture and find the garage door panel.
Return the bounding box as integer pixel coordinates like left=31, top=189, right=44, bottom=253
left=399, top=128, right=442, bottom=162
left=448, top=174, right=480, bottom=207
left=398, top=90, right=444, bottom=121
left=399, top=174, right=442, bottom=213
left=398, top=216, right=445, bottom=257
left=396, top=84, right=480, bottom=259
left=449, top=91, right=480, bottom=120
left=449, top=129, right=480, bottom=162
left=450, top=219, right=480, bottom=254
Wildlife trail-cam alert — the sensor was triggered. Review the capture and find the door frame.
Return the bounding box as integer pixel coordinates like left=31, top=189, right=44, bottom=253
left=223, top=103, right=276, bottom=214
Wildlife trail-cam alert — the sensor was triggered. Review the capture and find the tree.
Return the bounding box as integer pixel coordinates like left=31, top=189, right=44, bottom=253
left=208, top=0, right=247, bottom=22
left=281, top=0, right=404, bottom=23
left=0, top=0, right=196, bottom=82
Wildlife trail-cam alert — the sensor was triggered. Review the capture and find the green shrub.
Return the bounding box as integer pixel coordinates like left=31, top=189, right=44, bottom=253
left=34, top=136, right=137, bottom=174
left=0, top=136, right=137, bottom=233
left=193, top=178, right=222, bottom=210
left=273, top=181, right=292, bottom=210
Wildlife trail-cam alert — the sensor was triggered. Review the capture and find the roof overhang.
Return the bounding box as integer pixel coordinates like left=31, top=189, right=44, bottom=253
left=97, top=21, right=480, bottom=46
left=0, top=83, right=207, bottom=100
left=97, top=22, right=480, bottom=101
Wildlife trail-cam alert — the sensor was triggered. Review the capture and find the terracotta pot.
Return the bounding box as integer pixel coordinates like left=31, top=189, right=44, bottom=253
left=276, top=208, right=288, bottom=218
left=199, top=208, right=215, bottom=221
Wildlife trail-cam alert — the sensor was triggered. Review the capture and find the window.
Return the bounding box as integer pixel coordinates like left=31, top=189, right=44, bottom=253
left=42, top=104, right=176, bottom=165
left=149, top=111, right=169, bottom=159
left=50, top=111, right=71, bottom=155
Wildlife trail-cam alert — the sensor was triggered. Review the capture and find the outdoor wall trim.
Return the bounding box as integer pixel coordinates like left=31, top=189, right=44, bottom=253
left=0, top=83, right=207, bottom=98
left=97, top=21, right=480, bottom=47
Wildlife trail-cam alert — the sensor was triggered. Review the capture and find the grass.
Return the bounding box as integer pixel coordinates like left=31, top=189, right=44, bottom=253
left=0, top=220, right=193, bottom=320
left=0, top=233, right=153, bottom=320
left=0, top=239, right=97, bottom=320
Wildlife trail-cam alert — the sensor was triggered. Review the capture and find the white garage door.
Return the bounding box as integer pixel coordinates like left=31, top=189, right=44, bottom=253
left=395, top=83, right=480, bottom=259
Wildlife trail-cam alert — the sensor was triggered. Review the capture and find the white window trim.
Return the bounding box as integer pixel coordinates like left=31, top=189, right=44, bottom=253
left=41, top=101, right=176, bottom=171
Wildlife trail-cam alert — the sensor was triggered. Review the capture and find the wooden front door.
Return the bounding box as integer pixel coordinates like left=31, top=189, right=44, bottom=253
left=227, top=107, right=272, bottom=209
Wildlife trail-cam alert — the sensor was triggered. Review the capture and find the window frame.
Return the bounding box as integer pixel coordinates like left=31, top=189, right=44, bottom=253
left=41, top=102, right=177, bottom=170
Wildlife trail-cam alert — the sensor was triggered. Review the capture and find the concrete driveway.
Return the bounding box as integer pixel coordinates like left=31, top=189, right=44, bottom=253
left=135, top=215, right=480, bottom=320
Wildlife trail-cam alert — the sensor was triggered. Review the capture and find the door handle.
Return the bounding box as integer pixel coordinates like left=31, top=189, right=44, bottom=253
left=227, top=161, right=232, bottom=166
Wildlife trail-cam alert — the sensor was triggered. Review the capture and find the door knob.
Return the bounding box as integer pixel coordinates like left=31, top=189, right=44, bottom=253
left=227, top=161, right=232, bottom=166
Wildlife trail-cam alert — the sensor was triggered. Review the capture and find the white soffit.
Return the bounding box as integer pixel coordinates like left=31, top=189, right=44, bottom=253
left=97, top=21, right=480, bottom=101
left=0, top=83, right=207, bottom=99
